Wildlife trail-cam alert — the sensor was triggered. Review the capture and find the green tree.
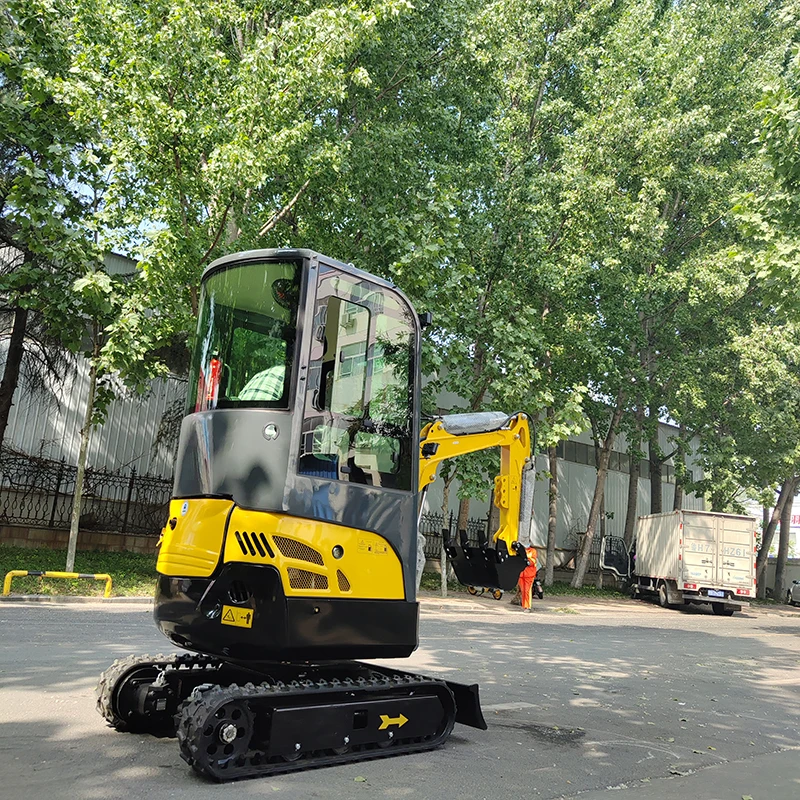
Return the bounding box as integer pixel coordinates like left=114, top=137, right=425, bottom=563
left=65, top=269, right=130, bottom=572
left=68, top=0, right=425, bottom=373
left=559, top=0, right=794, bottom=584
left=0, top=0, right=104, bottom=448
left=680, top=35, right=800, bottom=596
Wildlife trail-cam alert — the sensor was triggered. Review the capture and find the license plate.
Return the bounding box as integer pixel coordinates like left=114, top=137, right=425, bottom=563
left=707, top=589, right=725, bottom=598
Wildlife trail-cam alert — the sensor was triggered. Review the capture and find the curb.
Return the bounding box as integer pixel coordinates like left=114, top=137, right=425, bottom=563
left=0, top=594, right=153, bottom=604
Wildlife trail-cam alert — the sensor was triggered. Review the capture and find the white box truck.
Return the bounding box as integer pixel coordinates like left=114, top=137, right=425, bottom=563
left=601, top=510, right=758, bottom=615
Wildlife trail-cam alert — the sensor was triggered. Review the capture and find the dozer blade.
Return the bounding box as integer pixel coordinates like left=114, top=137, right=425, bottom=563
left=444, top=530, right=527, bottom=591
left=446, top=680, right=487, bottom=730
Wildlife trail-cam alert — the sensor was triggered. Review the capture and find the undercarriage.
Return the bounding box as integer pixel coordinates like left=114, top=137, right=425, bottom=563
left=97, top=653, right=486, bottom=781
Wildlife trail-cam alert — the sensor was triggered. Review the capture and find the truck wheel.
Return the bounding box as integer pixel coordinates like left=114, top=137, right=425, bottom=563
left=467, top=586, right=478, bottom=596
left=712, top=603, right=735, bottom=616
left=658, top=583, right=672, bottom=609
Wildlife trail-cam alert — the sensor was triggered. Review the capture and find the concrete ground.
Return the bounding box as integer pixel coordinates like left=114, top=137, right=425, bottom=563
left=0, top=591, right=798, bottom=800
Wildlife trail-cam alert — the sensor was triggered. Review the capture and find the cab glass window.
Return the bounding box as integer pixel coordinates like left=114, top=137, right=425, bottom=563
left=298, top=268, right=415, bottom=490
left=188, top=261, right=300, bottom=412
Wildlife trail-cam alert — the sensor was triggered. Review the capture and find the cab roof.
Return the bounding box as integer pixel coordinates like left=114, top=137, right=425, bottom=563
left=202, top=248, right=397, bottom=291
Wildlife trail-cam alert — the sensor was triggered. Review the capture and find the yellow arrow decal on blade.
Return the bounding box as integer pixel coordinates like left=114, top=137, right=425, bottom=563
left=379, top=714, right=408, bottom=730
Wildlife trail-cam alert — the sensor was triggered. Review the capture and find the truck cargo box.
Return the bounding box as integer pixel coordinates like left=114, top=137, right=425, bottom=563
left=619, top=510, right=757, bottom=615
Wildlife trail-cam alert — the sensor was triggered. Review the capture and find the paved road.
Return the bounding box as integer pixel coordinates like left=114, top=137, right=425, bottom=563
left=0, top=592, right=798, bottom=800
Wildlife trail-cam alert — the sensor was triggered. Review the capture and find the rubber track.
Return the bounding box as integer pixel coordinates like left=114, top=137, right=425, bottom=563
left=97, top=653, right=178, bottom=731
left=96, top=652, right=223, bottom=733
left=176, top=669, right=456, bottom=781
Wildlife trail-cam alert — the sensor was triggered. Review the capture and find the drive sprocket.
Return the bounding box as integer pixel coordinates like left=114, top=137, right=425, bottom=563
left=96, top=653, right=179, bottom=734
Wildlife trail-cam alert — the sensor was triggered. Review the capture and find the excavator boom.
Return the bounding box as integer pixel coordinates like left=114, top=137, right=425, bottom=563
left=419, top=412, right=534, bottom=590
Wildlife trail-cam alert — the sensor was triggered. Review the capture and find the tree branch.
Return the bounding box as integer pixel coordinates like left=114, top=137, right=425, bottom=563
left=259, top=178, right=311, bottom=237
left=198, top=200, right=233, bottom=267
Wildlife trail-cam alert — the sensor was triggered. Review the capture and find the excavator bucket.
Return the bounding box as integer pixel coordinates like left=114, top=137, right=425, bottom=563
left=443, top=528, right=528, bottom=591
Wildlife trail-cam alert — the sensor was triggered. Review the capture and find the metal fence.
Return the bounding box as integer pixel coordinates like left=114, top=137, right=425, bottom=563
left=420, top=512, right=490, bottom=559
left=0, top=448, right=171, bottom=536
left=564, top=529, right=606, bottom=574
left=0, top=446, right=617, bottom=564
left=421, top=513, right=606, bottom=575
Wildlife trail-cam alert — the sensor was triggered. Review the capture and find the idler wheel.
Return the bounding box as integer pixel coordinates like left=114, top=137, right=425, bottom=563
left=194, top=699, right=254, bottom=772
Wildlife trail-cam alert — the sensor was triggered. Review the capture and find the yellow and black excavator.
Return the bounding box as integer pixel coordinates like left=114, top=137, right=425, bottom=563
left=97, top=249, right=535, bottom=780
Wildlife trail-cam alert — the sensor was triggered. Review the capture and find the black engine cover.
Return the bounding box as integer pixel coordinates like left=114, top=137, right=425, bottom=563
left=154, top=563, right=419, bottom=662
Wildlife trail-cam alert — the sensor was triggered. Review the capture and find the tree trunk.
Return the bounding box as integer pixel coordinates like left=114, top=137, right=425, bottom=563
left=672, top=474, right=684, bottom=511
left=593, top=424, right=605, bottom=590
left=66, top=351, right=98, bottom=573
left=571, top=446, right=615, bottom=588
left=595, top=526, right=605, bottom=589
left=457, top=496, right=470, bottom=533
left=756, top=478, right=794, bottom=598
left=488, top=488, right=500, bottom=533
left=439, top=470, right=455, bottom=598
left=571, top=397, right=625, bottom=588
left=774, top=477, right=798, bottom=602
left=623, top=408, right=644, bottom=549
left=648, top=433, right=663, bottom=514
left=0, top=305, right=29, bottom=450
left=624, top=457, right=641, bottom=549
left=672, top=424, right=687, bottom=511
left=544, top=443, right=558, bottom=587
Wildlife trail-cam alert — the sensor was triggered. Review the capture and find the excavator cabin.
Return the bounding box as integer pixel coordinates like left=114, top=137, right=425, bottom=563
left=155, top=249, right=423, bottom=661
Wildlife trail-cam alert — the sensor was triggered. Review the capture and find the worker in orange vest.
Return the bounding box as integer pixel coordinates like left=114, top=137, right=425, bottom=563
left=518, top=545, right=538, bottom=612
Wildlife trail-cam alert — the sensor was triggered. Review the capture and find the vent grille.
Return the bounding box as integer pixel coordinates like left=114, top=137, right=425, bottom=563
left=228, top=581, right=251, bottom=604
left=287, top=568, right=328, bottom=590
left=234, top=531, right=275, bottom=559
left=337, top=570, right=351, bottom=592
left=273, top=536, right=324, bottom=566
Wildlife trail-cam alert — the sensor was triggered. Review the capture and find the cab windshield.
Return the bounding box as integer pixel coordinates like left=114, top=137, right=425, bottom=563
left=188, top=260, right=301, bottom=413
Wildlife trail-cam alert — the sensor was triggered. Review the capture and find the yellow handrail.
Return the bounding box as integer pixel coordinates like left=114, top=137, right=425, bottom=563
left=3, top=570, right=113, bottom=598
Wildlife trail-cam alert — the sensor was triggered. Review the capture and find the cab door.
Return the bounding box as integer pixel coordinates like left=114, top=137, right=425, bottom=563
left=283, top=259, right=421, bottom=600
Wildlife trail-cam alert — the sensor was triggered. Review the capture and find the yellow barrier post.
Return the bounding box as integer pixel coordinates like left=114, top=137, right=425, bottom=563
left=2, top=570, right=113, bottom=597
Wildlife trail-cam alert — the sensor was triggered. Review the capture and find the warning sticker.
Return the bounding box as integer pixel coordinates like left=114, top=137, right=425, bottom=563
left=221, top=605, right=253, bottom=628
left=358, top=537, right=389, bottom=555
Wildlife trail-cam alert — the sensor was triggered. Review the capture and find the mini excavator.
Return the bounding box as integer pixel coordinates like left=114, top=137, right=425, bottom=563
left=97, top=249, right=535, bottom=781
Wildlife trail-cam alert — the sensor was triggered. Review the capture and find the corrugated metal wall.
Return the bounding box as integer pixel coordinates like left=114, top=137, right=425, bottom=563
left=1, top=338, right=186, bottom=478
left=0, top=244, right=186, bottom=479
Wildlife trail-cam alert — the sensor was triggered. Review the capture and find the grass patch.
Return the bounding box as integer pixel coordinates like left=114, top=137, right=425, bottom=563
left=0, top=545, right=157, bottom=597
left=419, top=572, right=468, bottom=594
left=543, top=581, right=627, bottom=599
left=750, top=596, right=795, bottom=607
